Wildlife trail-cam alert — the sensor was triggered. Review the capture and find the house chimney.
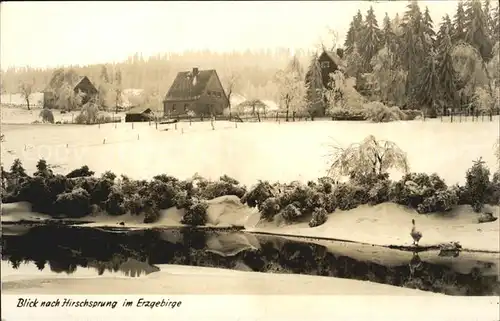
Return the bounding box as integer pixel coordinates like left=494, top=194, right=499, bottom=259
left=336, top=48, right=344, bottom=59
left=191, top=67, right=199, bottom=86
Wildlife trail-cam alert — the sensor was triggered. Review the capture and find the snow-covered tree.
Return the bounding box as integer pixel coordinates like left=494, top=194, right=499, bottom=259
left=327, top=135, right=410, bottom=179
left=274, top=67, right=306, bottom=121
left=304, top=52, right=325, bottom=119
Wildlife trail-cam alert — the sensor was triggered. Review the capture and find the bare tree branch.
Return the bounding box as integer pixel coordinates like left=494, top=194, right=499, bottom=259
left=222, top=71, right=240, bottom=119
left=18, top=79, right=35, bottom=110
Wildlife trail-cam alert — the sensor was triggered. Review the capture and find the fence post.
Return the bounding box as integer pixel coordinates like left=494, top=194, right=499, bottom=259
left=132, top=122, right=134, bottom=129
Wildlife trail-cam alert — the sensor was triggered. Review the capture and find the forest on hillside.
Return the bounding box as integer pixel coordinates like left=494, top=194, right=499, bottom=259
left=323, top=0, right=499, bottom=117
left=1, top=0, right=499, bottom=118
left=0, top=47, right=311, bottom=104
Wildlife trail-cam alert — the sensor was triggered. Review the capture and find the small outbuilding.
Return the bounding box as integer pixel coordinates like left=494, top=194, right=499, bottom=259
left=125, top=106, right=155, bottom=122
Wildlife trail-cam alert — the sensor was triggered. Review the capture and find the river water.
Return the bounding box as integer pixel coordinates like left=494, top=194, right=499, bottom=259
left=2, top=224, right=499, bottom=296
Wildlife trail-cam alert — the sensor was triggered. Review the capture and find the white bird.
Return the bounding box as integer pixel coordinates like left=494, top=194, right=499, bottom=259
left=410, top=219, right=422, bottom=246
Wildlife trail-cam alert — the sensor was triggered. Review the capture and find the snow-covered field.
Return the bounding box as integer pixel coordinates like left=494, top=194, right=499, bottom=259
left=1, top=109, right=497, bottom=187
left=1, top=262, right=439, bottom=295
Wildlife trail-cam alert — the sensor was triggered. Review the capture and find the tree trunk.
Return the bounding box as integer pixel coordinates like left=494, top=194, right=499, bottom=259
left=227, top=93, right=232, bottom=121
left=285, top=106, right=289, bottom=122
left=26, top=99, right=30, bottom=110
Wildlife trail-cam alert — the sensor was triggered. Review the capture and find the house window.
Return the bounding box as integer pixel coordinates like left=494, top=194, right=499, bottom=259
left=215, top=92, right=221, bottom=98
left=172, top=104, right=176, bottom=112
left=207, top=91, right=212, bottom=96
left=184, top=103, right=189, bottom=112
left=320, top=61, right=330, bottom=68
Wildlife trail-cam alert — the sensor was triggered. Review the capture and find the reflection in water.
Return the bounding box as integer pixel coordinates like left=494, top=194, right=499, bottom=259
left=1, top=225, right=499, bottom=296
left=409, top=252, right=423, bottom=276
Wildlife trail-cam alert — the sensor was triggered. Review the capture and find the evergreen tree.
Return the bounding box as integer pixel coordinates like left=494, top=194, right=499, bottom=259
left=287, top=55, right=304, bottom=79
left=115, top=70, right=122, bottom=86
left=464, top=0, right=493, bottom=60
left=344, top=10, right=364, bottom=55
left=381, top=13, right=397, bottom=50
left=344, top=21, right=358, bottom=54
left=304, top=52, right=325, bottom=117
left=100, top=65, right=109, bottom=84
left=344, top=45, right=363, bottom=80
left=98, top=66, right=111, bottom=109
left=436, top=26, right=459, bottom=113
left=359, top=6, right=382, bottom=73
left=413, top=50, right=440, bottom=116
left=483, top=0, right=494, bottom=36
left=400, top=1, right=425, bottom=98
left=114, top=70, right=123, bottom=112
left=393, top=13, right=403, bottom=34
left=452, top=1, right=468, bottom=43
left=354, top=9, right=364, bottom=32
left=421, top=6, right=436, bottom=53
left=492, top=2, right=500, bottom=41
left=436, top=14, right=453, bottom=53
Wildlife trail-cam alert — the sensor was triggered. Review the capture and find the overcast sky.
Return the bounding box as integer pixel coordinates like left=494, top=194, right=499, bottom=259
left=1, top=1, right=460, bottom=69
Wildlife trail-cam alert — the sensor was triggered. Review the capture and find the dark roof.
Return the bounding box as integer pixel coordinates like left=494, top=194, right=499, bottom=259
left=126, top=106, right=153, bottom=115
left=321, top=50, right=346, bottom=70
left=164, top=69, right=218, bottom=102
left=70, top=76, right=86, bottom=88
left=44, top=69, right=94, bottom=93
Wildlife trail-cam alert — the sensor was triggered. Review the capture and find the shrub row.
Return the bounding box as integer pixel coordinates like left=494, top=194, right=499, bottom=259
left=240, top=160, right=500, bottom=226
left=1, top=158, right=499, bottom=228
left=328, top=102, right=422, bottom=123
left=1, top=160, right=247, bottom=226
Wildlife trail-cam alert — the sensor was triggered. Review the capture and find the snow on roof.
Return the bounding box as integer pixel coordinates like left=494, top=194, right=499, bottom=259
left=230, top=93, right=246, bottom=107
left=261, top=100, right=279, bottom=111
left=120, top=88, right=145, bottom=108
